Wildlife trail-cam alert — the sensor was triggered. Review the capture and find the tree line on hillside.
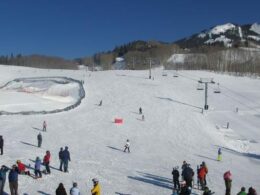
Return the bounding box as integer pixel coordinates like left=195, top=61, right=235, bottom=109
left=0, top=54, right=77, bottom=69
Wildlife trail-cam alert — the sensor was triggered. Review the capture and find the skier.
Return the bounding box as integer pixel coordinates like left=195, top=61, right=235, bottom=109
left=139, top=107, right=142, bottom=115
left=43, top=150, right=51, bottom=174
left=43, top=121, right=47, bottom=131
left=247, top=187, right=257, bottom=195
left=0, top=136, right=4, bottom=155
left=172, top=166, right=180, bottom=191
left=34, top=157, right=42, bottom=179
left=56, top=183, right=68, bottom=195
left=217, top=148, right=222, bottom=161
left=123, top=139, right=130, bottom=153
left=0, top=165, right=9, bottom=194
left=99, top=100, right=102, bottom=106
left=237, top=187, right=246, bottom=195
left=182, top=164, right=194, bottom=188
left=59, top=147, right=64, bottom=171
left=8, top=165, right=19, bottom=195
left=223, top=170, right=232, bottom=195
left=16, top=160, right=30, bottom=176
left=91, top=178, right=101, bottom=195
left=201, top=161, right=208, bottom=185
left=198, top=164, right=207, bottom=190
left=70, top=182, right=80, bottom=195
left=62, top=146, right=71, bottom=172
left=37, top=132, right=42, bottom=147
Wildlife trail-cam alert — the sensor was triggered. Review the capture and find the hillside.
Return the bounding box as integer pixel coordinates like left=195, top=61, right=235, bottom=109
left=0, top=65, right=260, bottom=194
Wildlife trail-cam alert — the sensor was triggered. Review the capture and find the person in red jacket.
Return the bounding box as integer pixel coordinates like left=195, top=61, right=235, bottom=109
left=198, top=164, right=207, bottom=190
left=16, top=160, right=30, bottom=176
left=43, top=151, right=51, bottom=174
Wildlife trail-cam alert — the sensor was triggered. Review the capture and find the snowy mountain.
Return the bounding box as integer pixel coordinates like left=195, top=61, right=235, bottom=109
left=0, top=65, right=260, bottom=194
left=175, top=23, right=260, bottom=48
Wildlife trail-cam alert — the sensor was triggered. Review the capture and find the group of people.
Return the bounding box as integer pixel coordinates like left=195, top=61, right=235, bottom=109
left=55, top=178, right=100, bottom=195
left=171, top=160, right=257, bottom=195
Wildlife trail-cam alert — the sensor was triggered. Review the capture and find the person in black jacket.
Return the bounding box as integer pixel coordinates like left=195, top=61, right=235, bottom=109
left=172, top=167, right=180, bottom=191
left=182, top=165, right=194, bottom=188
left=0, top=136, right=4, bottom=155
left=37, top=133, right=42, bottom=148
left=62, top=146, right=71, bottom=172
left=0, top=165, right=9, bottom=194
left=59, top=147, right=64, bottom=171
left=56, top=183, right=67, bottom=195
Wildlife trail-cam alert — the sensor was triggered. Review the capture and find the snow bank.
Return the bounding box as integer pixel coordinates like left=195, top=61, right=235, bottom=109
left=250, top=23, right=260, bottom=35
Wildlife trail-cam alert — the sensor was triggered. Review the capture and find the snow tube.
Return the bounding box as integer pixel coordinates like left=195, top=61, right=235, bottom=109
left=114, top=118, right=123, bottom=124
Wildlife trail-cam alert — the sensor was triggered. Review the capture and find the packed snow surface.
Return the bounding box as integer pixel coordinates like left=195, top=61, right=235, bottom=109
left=0, top=65, right=260, bottom=194
left=250, top=23, right=260, bottom=35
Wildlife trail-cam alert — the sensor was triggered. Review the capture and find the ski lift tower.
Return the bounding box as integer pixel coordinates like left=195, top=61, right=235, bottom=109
left=149, top=58, right=152, bottom=79
left=199, top=78, right=215, bottom=110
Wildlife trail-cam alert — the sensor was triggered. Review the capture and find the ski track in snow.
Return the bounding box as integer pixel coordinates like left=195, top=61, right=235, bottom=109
left=0, top=65, right=259, bottom=194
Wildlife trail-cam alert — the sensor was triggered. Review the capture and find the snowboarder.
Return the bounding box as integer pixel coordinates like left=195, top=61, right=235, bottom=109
left=62, top=146, right=71, bottom=172
left=182, top=164, right=194, bottom=188
left=0, top=136, right=4, bottom=155
left=59, top=147, right=64, bottom=171
left=34, top=157, right=42, bottom=179
left=0, top=165, right=9, bottom=194
left=56, top=183, right=67, bottom=195
left=16, top=160, right=30, bottom=176
left=37, top=132, right=42, bottom=147
left=43, top=121, right=47, bottom=131
left=43, top=150, right=51, bottom=174
left=217, top=148, right=222, bottom=161
left=70, top=182, right=80, bottom=195
left=172, top=167, right=180, bottom=191
left=139, top=107, right=142, bottom=115
left=99, top=100, right=102, bottom=106
left=8, top=165, right=19, bottom=195
left=91, top=178, right=101, bottom=195
left=223, top=170, right=232, bottom=195
left=123, top=139, right=130, bottom=153
left=237, top=187, right=246, bottom=195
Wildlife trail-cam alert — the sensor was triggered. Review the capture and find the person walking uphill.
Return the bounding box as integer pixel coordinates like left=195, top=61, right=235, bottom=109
left=62, top=146, right=71, bottom=172
left=43, top=150, right=51, bottom=174
left=0, top=165, right=9, bottom=194
left=91, top=178, right=101, bottom=195
left=8, top=165, right=19, bottom=195
left=0, top=136, right=4, bottom=155
left=223, top=170, right=232, bottom=195
left=37, top=132, right=42, bottom=147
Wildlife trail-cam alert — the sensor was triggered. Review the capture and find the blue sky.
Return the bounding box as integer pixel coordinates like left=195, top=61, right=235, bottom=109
left=0, top=0, right=259, bottom=59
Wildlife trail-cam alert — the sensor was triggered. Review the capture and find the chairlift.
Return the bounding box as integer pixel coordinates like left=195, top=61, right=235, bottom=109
left=214, top=83, right=221, bottom=93
left=197, top=83, right=204, bottom=90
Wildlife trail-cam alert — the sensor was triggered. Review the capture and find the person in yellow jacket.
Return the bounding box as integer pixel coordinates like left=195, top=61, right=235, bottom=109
left=91, top=178, right=101, bottom=195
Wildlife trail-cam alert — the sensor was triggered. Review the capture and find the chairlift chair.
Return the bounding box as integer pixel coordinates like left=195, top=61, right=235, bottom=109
left=214, top=83, right=221, bottom=93
left=197, top=83, right=204, bottom=90
left=162, top=71, right=167, bottom=76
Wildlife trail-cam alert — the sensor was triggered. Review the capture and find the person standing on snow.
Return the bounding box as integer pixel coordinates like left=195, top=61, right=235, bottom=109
left=223, top=170, right=232, bottom=195
left=0, top=136, right=4, bottom=155
left=37, top=132, right=42, bottom=147
left=172, top=167, right=180, bottom=191
left=198, top=164, right=207, bottom=190
left=56, top=183, right=67, bottom=195
left=70, top=182, right=80, bottom=195
left=123, top=139, right=130, bottom=153
left=201, top=161, right=208, bottom=185
left=217, top=148, right=222, bottom=161
left=59, top=147, right=64, bottom=171
left=182, top=164, right=194, bottom=188
left=247, top=187, right=257, bottom=195
left=43, top=150, right=51, bottom=174
left=8, top=165, right=19, bottom=195
left=62, top=146, right=71, bottom=172
left=91, top=178, right=101, bottom=195
left=139, top=107, right=142, bottom=115
left=43, top=121, right=47, bottom=132
left=237, top=187, right=247, bottom=195
left=34, top=157, right=42, bottom=179
left=0, top=165, right=9, bottom=194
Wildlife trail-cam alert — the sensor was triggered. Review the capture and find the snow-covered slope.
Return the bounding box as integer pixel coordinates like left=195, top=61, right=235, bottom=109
left=0, top=65, right=260, bottom=194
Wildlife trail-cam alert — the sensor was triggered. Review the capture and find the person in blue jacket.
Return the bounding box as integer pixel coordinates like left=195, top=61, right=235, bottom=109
left=8, top=164, right=19, bottom=195
left=34, top=157, right=42, bottom=179
left=62, top=146, right=71, bottom=172
left=0, top=165, right=9, bottom=194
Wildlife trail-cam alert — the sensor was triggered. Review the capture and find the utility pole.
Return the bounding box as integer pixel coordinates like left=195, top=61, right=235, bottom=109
left=149, top=58, right=152, bottom=79
left=132, top=57, right=135, bottom=70
left=199, top=78, right=215, bottom=110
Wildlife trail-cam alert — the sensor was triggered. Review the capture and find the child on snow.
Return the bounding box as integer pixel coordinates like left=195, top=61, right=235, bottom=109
left=123, top=139, right=130, bottom=153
